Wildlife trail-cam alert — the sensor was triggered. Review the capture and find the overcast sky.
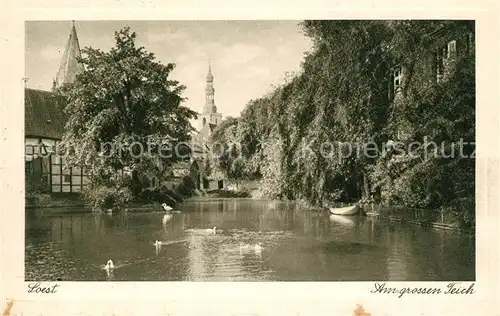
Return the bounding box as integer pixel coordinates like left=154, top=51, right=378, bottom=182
left=25, top=21, right=312, bottom=127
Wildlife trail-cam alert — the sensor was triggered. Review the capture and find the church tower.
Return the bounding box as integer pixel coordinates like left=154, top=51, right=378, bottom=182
left=200, top=62, right=222, bottom=130
left=53, top=21, right=84, bottom=90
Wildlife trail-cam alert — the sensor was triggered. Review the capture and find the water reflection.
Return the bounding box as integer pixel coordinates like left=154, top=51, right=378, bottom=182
left=25, top=199, right=475, bottom=281
left=329, top=214, right=355, bottom=227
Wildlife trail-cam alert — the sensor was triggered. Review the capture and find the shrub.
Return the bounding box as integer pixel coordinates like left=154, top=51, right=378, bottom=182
left=164, top=187, right=184, bottom=203
left=182, top=176, right=196, bottom=191
left=137, top=183, right=185, bottom=206
left=137, top=188, right=156, bottom=202
left=441, top=197, right=475, bottom=229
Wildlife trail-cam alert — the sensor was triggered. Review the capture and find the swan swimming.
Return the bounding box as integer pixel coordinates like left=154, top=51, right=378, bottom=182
left=239, top=243, right=251, bottom=252
left=162, top=203, right=173, bottom=212
left=104, top=259, right=114, bottom=270
left=206, top=226, right=223, bottom=234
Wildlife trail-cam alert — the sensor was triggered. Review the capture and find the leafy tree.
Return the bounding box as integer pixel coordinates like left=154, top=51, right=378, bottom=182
left=229, top=20, right=474, bottom=227
left=58, top=27, right=197, bottom=208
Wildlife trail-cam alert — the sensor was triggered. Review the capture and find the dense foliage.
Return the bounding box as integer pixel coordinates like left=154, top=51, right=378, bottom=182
left=208, top=117, right=249, bottom=188
left=58, top=27, right=197, bottom=209
left=210, top=20, right=475, bottom=227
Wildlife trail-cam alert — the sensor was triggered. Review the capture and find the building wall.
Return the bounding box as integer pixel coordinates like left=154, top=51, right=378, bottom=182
left=389, top=26, right=474, bottom=140
left=49, top=154, right=90, bottom=193
left=25, top=137, right=90, bottom=193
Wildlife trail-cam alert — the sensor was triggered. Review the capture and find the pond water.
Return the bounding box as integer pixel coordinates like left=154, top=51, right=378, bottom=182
left=25, top=198, right=475, bottom=281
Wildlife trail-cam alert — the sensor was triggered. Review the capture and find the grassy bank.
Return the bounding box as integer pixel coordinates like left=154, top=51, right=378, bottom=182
left=25, top=175, right=203, bottom=211
left=25, top=193, right=163, bottom=211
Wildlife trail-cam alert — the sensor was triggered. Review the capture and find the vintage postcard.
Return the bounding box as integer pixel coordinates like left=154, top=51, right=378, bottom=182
left=1, top=1, right=499, bottom=315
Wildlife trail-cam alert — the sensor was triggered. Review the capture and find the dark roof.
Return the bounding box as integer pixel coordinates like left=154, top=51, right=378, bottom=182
left=25, top=88, right=68, bottom=139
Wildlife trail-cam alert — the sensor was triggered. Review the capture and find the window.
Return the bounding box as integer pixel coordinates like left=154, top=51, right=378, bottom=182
left=447, top=40, right=456, bottom=58
left=388, top=66, right=403, bottom=101
left=466, top=33, right=474, bottom=55
left=63, top=175, right=71, bottom=183
left=393, top=67, right=402, bottom=93
left=436, top=47, right=445, bottom=82
left=435, top=40, right=457, bottom=83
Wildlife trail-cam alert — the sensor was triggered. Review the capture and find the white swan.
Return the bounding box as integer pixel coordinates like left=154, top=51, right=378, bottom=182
left=215, top=227, right=223, bottom=234
left=104, top=259, right=114, bottom=270
left=162, top=203, right=173, bottom=212
left=239, top=243, right=251, bottom=251
left=153, top=240, right=162, bottom=247
left=206, top=226, right=223, bottom=234
left=254, top=243, right=262, bottom=252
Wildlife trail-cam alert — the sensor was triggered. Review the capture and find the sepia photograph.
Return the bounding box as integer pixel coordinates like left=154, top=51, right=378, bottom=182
left=24, top=20, right=475, bottom=282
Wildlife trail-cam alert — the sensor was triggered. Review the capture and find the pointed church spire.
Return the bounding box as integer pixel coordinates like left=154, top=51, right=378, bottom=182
left=204, top=60, right=215, bottom=114
left=206, top=59, right=213, bottom=82
left=54, top=21, right=83, bottom=90
left=199, top=61, right=222, bottom=135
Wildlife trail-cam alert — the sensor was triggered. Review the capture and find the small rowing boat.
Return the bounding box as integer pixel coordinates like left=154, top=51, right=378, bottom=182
left=329, top=204, right=359, bottom=216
